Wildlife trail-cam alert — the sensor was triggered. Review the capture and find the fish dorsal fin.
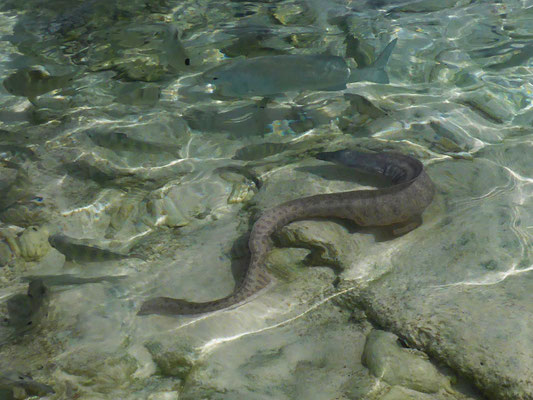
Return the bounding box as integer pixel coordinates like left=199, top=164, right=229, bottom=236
left=347, top=39, right=397, bottom=84
left=372, top=38, right=397, bottom=68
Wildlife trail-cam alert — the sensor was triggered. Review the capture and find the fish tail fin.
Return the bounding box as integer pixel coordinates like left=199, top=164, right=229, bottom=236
left=348, top=39, right=397, bottom=84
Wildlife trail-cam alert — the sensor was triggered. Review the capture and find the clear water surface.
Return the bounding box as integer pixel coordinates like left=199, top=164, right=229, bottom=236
left=0, top=0, right=532, bottom=399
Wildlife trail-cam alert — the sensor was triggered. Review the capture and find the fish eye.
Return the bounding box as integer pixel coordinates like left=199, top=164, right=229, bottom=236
left=185, top=58, right=190, bottom=66
left=27, top=320, right=32, bottom=325
left=212, top=77, right=218, bottom=80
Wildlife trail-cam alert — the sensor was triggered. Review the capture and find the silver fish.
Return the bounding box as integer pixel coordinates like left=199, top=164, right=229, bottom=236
left=183, top=102, right=306, bottom=137
left=3, top=67, right=77, bottom=102
left=85, top=131, right=180, bottom=154
left=233, top=142, right=289, bottom=161
left=487, top=42, right=533, bottom=70
left=202, top=39, right=397, bottom=98
left=162, top=25, right=190, bottom=71
left=115, top=84, right=161, bottom=106
left=21, top=274, right=127, bottom=286
left=48, top=234, right=144, bottom=262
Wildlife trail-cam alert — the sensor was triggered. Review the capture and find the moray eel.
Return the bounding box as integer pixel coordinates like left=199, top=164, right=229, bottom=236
left=138, top=149, right=434, bottom=316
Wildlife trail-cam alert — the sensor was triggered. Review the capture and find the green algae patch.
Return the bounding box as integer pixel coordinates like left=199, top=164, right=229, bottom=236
left=144, top=341, right=195, bottom=380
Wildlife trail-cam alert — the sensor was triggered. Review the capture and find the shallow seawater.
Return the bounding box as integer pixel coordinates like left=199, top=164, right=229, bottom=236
left=0, top=0, right=532, bottom=399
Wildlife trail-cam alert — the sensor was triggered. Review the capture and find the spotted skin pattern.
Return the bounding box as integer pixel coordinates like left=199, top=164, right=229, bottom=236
left=138, top=150, right=435, bottom=316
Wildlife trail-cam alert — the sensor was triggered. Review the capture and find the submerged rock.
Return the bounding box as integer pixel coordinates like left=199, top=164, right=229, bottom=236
left=0, top=167, right=17, bottom=192
left=0, top=161, right=32, bottom=212
left=348, top=157, right=533, bottom=400
left=27, top=246, right=65, bottom=271
left=264, top=247, right=310, bottom=282
left=145, top=195, right=192, bottom=228
left=458, top=88, right=516, bottom=124
left=362, top=329, right=452, bottom=394
left=0, top=240, right=13, bottom=267
left=112, top=56, right=167, bottom=82
left=218, top=168, right=260, bottom=204
left=16, top=226, right=51, bottom=262
left=115, top=83, right=161, bottom=106
left=381, top=386, right=443, bottom=400
left=144, top=179, right=227, bottom=228
left=276, top=220, right=360, bottom=271
left=0, top=200, right=52, bottom=228
left=272, top=2, right=316, bottom=26
left=144, top=341, right=194, bottom=380
left=0, top=371, right=54, bottom=398
left=58, top=349, right=138, bottom=394
left=0, top=225, right=53, bottom=264
left=227, top=182, right=256, bottom=204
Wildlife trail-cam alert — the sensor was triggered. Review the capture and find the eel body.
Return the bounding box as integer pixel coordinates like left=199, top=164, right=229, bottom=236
left=138, top=150, right=435, bottom=316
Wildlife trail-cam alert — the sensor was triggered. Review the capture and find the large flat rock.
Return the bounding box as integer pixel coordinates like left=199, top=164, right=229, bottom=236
left=253, top=150, right=532, bottom=399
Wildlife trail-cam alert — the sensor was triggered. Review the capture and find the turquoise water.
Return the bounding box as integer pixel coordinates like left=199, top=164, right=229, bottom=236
left=1, top=0, right=532, bottom=399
